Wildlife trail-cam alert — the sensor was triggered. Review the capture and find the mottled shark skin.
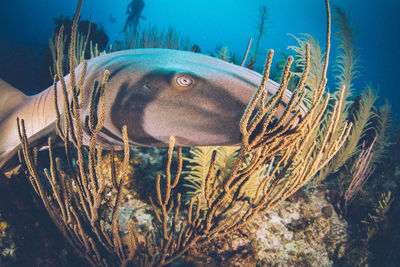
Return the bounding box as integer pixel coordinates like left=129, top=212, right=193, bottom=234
left=0, top=48, right=304, bottom=171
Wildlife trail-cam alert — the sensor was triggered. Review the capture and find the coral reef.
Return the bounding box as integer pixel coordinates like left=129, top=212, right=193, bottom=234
left=14, top=1, right=356, bottom=266
left=183, top=189, right=348, bottom=266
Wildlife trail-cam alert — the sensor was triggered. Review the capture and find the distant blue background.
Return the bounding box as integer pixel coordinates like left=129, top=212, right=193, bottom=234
left=0, top=0, right=399, bottom=121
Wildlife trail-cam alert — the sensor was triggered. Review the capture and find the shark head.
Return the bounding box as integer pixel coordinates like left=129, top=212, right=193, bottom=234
left=0, top=48, right=303, bottom=171
left=80, top=48, right=298, bottom=147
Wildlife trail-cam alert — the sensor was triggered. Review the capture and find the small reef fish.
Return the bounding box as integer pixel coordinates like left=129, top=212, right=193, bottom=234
left=0, top=48, right=303, bottom=170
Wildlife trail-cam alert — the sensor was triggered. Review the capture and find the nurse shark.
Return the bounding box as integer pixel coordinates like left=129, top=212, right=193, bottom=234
left=0, top=48, right=304, bottom=171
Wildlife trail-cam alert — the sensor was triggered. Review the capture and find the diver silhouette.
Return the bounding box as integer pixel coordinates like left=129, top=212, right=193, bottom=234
left=123, top=0, right=146, bottom=33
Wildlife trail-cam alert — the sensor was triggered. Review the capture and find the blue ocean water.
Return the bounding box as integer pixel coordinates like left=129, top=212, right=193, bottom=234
left=0, top=0, right=399, bottom=119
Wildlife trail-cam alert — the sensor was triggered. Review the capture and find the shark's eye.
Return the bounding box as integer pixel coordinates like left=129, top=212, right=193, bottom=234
left=176, top=74, right=193, bottom=87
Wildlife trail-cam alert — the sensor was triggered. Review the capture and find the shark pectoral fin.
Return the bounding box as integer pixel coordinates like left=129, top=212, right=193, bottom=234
left=0, top=79, right=28, bottom=121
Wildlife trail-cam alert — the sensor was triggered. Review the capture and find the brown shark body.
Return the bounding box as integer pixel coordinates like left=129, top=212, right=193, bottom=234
left=0, top=48, right=304, bottom=170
